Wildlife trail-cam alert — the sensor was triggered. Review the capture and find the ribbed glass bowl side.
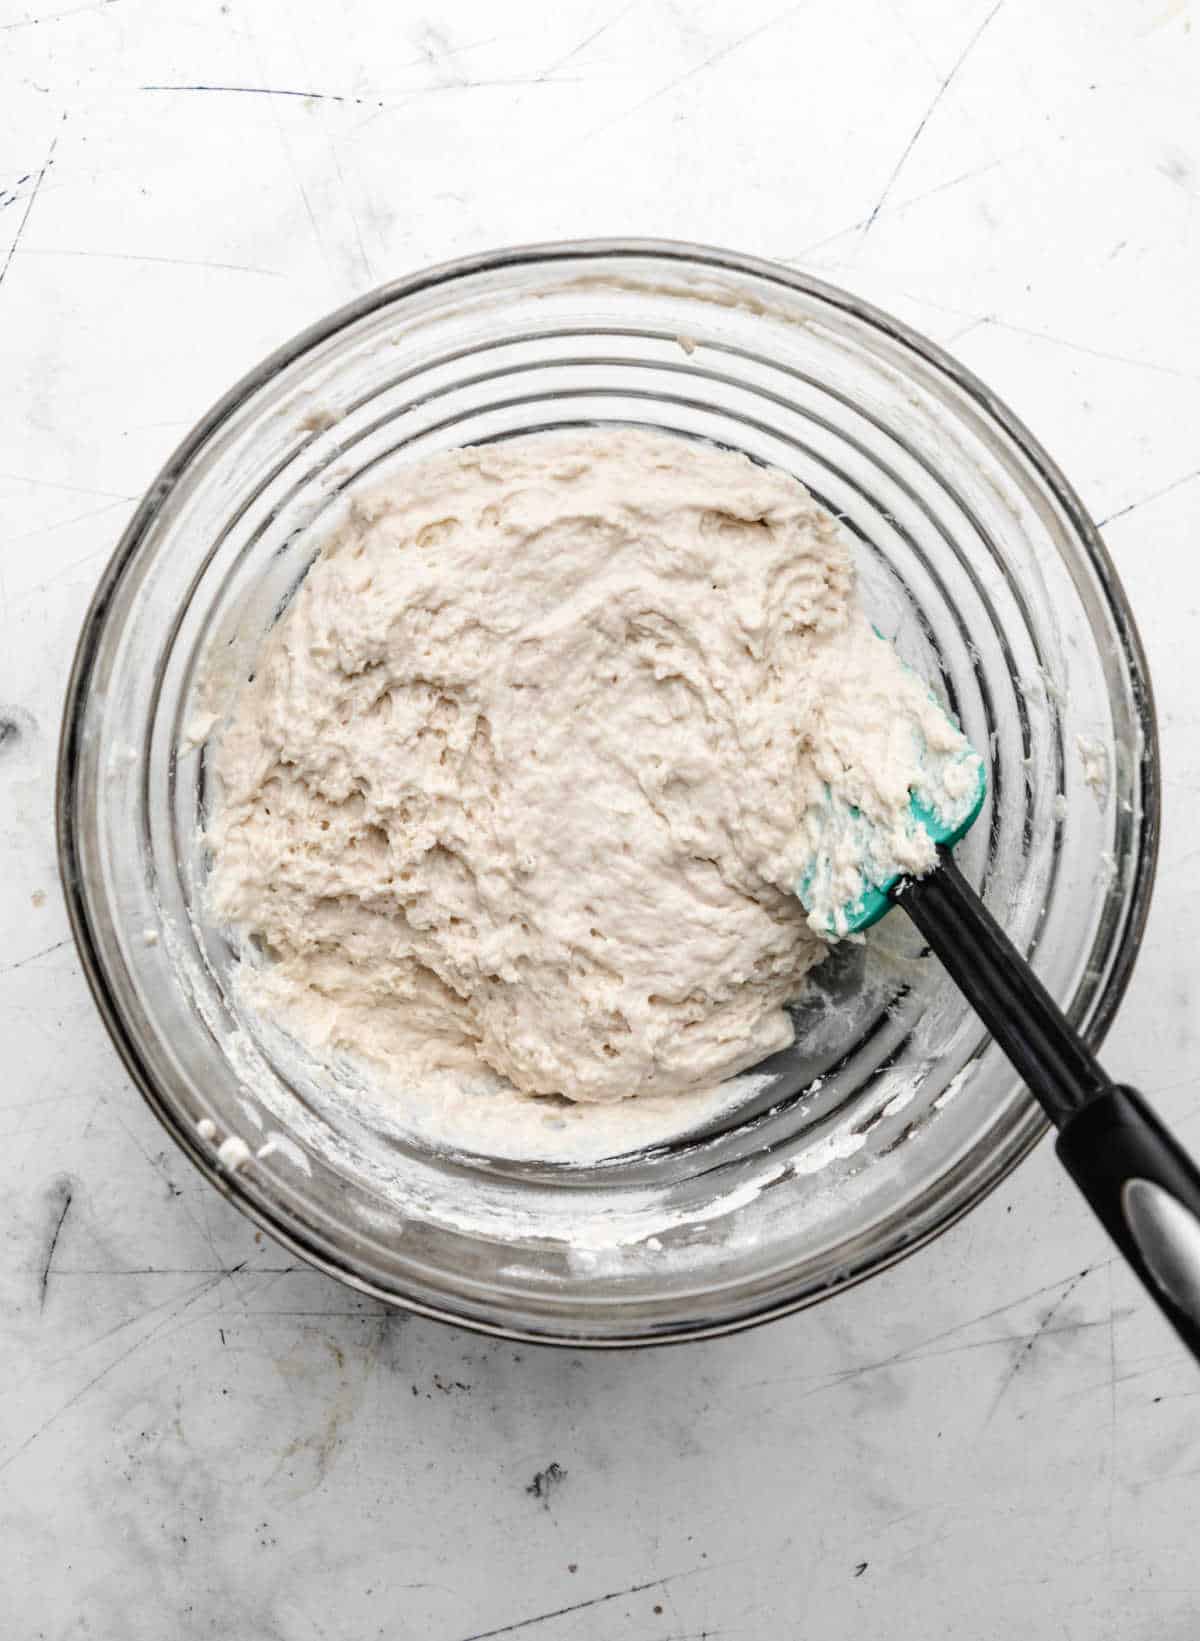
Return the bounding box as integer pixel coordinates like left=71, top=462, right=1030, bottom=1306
left=58, top=243, right=1158, bottom=1344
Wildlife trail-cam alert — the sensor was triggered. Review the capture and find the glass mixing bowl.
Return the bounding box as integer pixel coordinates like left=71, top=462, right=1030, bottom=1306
left=58, top=241, right=1159, bottom=1345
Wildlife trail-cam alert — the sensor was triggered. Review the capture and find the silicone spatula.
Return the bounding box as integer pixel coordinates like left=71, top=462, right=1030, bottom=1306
left=797, top=716, right=1200, bottom=1367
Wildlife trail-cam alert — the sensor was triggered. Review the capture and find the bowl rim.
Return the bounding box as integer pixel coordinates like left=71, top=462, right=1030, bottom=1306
left=56, top=236, right=1161, bottom=1347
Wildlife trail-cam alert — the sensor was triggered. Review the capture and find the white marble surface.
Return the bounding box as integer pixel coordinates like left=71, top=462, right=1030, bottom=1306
left=4, top=1, right=1200, bottom=1635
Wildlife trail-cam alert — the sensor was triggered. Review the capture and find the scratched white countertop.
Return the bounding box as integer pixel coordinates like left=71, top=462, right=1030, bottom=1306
left=4, top=2, right=1200, bottom=1636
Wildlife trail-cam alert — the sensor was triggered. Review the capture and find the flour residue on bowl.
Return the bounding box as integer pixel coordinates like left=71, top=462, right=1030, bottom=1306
left=228, top=964, right=771, bottom=1165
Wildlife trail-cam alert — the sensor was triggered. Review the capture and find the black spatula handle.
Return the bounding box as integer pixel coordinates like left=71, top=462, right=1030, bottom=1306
left=895, top=852, right=1108, bottom=1125
left=1057, top=1087, right=1200, bottom=1360
left=898, top=853, right=1200, bottom=1363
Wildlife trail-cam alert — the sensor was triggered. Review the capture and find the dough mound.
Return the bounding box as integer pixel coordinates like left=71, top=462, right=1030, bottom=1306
left=210, top=430, right=960, bottom=1103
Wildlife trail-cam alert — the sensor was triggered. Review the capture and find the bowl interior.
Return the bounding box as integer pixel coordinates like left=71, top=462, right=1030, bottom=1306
left=59, top=244, right=1157, bottom=1343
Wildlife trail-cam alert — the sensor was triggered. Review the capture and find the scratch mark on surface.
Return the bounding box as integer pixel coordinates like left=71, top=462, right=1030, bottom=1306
left=879, top=288, right=1200, bottom=382
left=2, top=938, right=70, bottom=974
left=1097, top=466, right=1200, bottom=527
left=987, top=1267, right=1093, bottom=1417
left=874, top=287, right=984, bottom=324
left=396, top=31, right=502, bottom=73
left=788, top=155, right=1006, bottom=258
left=886, top=1269, right=1105, bottom=1356
left=8, top=497, right=131, bottom=546
left=408, top=76, right=589, bottom=98
left=40, top=1266, right=229, bottom=1374
left=140, top=82, right=370, bottom=105
left=454, top=1565, right=713, bottom=1641
left=195, top=1187, right=236, bottom=1295
left=738, top=1317, right=1113, bottom=1409
left=863, top=0, right=1006, bottom=236
left=18, top=539, right=125, bottom=604
left=215, top=1254, right=252, bottom=1315
left=228, top=1307, right=391, bottom=1316
left=80, top=1089, right=106, bottom=1141
left=0, top=470, right=136, bottom=501
left=943, top=314, right=993, bottom=346
left=0, top=1093, right=89, bottom=1115
left=585, top=1, right=809, bottom=139
left=321, top=131, right=373, bottom=285
left=659, top=1624, right=722, bottom=1638
left=236, top=9, right=342, bottom=289
left=142, top=79, right=575, bottom=109
left=2, top=0, right=118, bottom=29
left=102, top=1100, right=236, bottom=1273
left=736, top=1265, right=1116, bottom=1405
left=44, top=1266, right=294, bottom=1275
left=0, top=121, right=61, bottom=293
left=889, top=1316, right=1111, bottom=1370
left=985, top=318, right=1200, bottom=380
left=1131, top=1466, right=1200, bottom=1499
left=538, top=0, right=637, bottom=80
left=39, top=1181, right=73, bottom=1309
left=232, top=1262, right=311, bottom=1311
left=0, top=1270, right=226, bottom=1477
left=14, top=247, right=282, bottom=276
left=286, top=162, right=330, bottom=279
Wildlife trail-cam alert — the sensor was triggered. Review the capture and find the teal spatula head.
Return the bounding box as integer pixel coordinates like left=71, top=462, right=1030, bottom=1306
left=796, top=720, right=987, bottom=940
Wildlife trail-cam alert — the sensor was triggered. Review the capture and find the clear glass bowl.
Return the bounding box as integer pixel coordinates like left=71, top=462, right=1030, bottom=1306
left=57, top=241, right=1159, bottom=1345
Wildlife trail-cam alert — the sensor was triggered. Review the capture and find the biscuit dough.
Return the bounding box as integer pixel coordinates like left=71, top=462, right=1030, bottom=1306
left=209, top=430, right=977, bottom=1103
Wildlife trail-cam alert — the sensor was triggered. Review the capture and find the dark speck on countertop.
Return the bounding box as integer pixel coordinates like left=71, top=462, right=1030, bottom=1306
left=526, top=1461, right=567, bottom=1506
